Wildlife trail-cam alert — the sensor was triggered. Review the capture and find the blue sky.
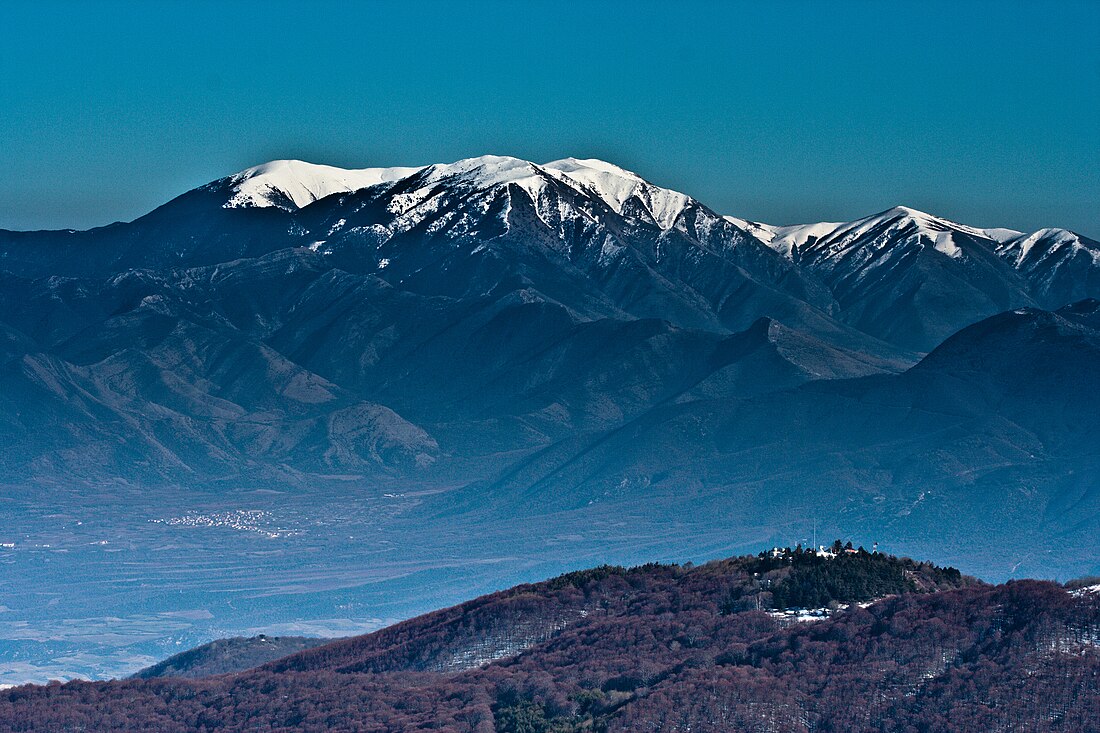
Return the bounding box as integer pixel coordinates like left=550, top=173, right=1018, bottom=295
left=1, top=0, right=1097, bottom=236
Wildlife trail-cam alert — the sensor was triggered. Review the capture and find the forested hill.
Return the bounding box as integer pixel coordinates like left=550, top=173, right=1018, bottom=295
left=263, top=544, right=970, bottom=676
left=132, top=635, right=331, bottom=680
left=128, top=546, right=974, bottom=681
left=8, top=548, right=1099, bottom=731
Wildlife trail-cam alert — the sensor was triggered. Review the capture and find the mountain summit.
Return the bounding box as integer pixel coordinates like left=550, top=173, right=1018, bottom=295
left=222, top=159, right=424, bottom=209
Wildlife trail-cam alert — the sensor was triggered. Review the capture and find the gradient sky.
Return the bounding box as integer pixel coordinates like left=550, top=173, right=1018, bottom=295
left=1, top=0, right=1097, bottom=236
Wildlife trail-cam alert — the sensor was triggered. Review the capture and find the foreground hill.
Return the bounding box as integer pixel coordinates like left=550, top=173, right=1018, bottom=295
left=3, top=548, right=1099, bottom=732
left=131, top=635, right=331, bottom=680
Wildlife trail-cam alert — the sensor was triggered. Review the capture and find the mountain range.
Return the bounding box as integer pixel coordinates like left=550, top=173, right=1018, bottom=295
left=2, top=157, right=1096, bottom=470
left=1, top=154, right=1099, bottom=666
left=3, top=157, right=1100, bottom=567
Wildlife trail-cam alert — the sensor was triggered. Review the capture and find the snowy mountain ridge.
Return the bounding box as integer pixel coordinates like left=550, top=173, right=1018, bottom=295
left=224, top=159, right=424, bottom=209
left=724, top=217, right=844, bottom=258
left=219, top=155, right=697, bottom=232
left=791, top=205, right=1021, bottom=262
left=217, top=157, right=1092, bottom=267
left=204, top=154, right=1100, bottom=349
left=998, top=227, right=1100, bottom=267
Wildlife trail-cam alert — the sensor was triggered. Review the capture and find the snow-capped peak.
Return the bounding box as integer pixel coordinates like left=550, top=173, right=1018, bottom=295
left=418, top=155, right=550, bottom=190
left=813, top=205, right=1012, bottom=261
left=542, top=157, right=693, bottom=229
left=875, top=206, right=1023, bottom=244
left=399, top=156, right=572, bottom=229
left=729, top=205, right=1029, bottom=260
left=870, top=205, right=974, bottom=234
left=726, top=206, right=1022, bottom=261
left=419, top=155, right=695, bottom=229
left=997, top=228, right=1100, bottom=267
left=224, top=159, right=424, bottom=210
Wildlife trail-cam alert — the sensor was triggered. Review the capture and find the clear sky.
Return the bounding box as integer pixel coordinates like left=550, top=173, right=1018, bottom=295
left=1, top=0, right=1097, bottom=236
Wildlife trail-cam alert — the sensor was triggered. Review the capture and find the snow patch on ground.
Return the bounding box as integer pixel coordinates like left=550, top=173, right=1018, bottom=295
left=932, top=230, right=963, bottom=259
left=768, top=600, right=877, bottom=625
left=1070, top=584, right=1100, bottom=597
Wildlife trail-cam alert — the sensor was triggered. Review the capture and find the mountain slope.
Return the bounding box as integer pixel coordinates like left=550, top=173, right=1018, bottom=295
left=453, top=302, right=1100, bottom=579
left=750, top=205, right=1100, bottom=351
left=0, top=156, right=925, bottom=486
left=777, top=206, right=1036, bottom=350
left=996, top=227, right=1100, bottom=308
